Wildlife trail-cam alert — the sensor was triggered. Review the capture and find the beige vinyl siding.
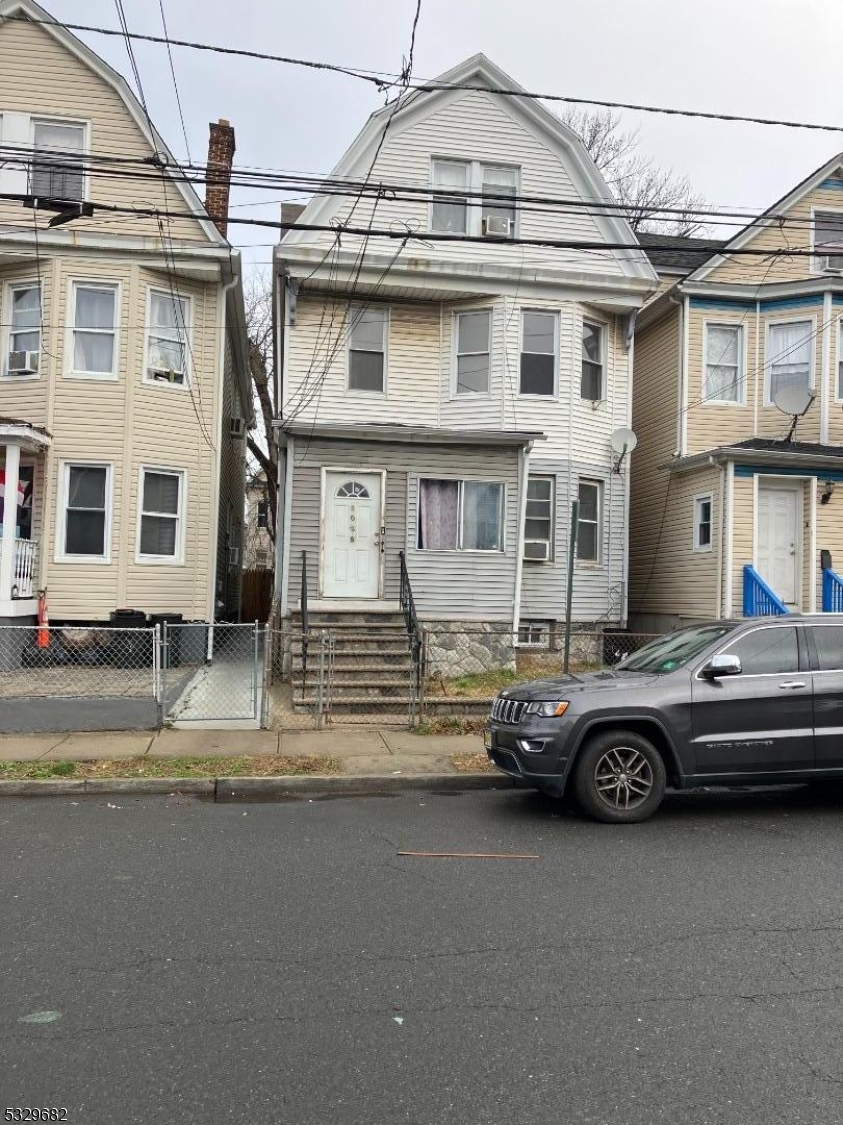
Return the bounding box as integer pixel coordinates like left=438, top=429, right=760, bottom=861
left=704, top=185, right=843, bottom=286
left=829, top=305, right=843, bottom=446
left=0, top=16, right=206, bottom=243
left=287, top=436, right=519, bottom=620
left=730, top=475, right=754, bottom=616
left=26, top=259, right=222, bottom=620
left=628, top=307, right=681, bottom=614
left=284, top=89, right=624, bottom=277
left=816, top=480, right=843, bottom=606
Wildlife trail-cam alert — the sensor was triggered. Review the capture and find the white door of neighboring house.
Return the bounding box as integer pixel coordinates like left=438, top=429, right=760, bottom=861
left=323, top=471, right=383, bottom=598
left=757, top=486, right=800, bottom=606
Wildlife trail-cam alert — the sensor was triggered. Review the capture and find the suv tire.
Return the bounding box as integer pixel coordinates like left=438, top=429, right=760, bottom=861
left=572, top=730, right=666, bottom=824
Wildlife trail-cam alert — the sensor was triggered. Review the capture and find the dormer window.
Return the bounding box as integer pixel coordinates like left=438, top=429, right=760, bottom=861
left=30, top=120, right=86, bottom=203
left=813, top=211, right=843, bottom=273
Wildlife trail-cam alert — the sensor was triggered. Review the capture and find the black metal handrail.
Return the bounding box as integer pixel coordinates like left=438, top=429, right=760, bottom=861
left=399, top=550, right=423, bottom=714
left=300, top=550, right=309, bottom=700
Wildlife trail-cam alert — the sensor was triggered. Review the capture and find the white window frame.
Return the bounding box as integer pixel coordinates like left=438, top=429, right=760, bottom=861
left=581, top=320, right=606, bottom=402
left=429, top=158, right=520, bottom=237
left=143, top=286, right=192, bottom=390
left=65, top=279, right=121, bottom=380
left=764, top=316, right=815, bottom=407
left=136, top=466, right=186, bottom=565
left=2, top=278, right=42, bottom=381
left=416, top=477, right=506, bottom=553
left=56, top=461, right=113, bottom=564
left=837, top=321, right=843, bottom=403
left=702, top=321, right=746, bottom=406
left=524, top=474, right=555, bottom=561
left=693, top=492, right=714, bottom=552
left=452, top=308, right=493, bottom=397
left=346, top=304, right=389, bottom=395
left=576, top=479, right=603, bottom=565
left=519, top=310, right=559, bottom=398
left=30, top=116, right=89, bottom=202
left=810, top=206, right=843, bottom=274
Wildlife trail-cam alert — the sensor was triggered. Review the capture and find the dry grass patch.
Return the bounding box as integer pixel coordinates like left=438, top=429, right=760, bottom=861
left=0, top=755, right=340, bottom=781
left=451, top=752, right=495, bottom=774
left=414, top=717, right=487, bottom=736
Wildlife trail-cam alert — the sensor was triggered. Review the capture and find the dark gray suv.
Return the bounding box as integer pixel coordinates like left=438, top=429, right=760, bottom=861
left=485, top=616, right=843, bottom=823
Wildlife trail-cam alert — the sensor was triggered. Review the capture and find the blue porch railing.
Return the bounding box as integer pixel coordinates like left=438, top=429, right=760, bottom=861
left=743, top=565, right=789, bottom=616
left=822, top=568, right=843, bottom=612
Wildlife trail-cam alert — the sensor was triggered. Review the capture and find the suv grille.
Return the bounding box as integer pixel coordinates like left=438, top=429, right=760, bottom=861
left=491, top=696, right=526, bottom=724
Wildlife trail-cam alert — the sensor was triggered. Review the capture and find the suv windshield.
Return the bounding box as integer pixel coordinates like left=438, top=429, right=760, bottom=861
left=616, top=625, right=733, bottom=674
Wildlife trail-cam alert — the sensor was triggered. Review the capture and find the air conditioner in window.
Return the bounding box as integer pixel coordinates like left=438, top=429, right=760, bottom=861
left=482, top=215, right=513, bottom=238
left=821, top=254, right=843, bottom=274
left=7, top=350, right=39, bottom=376
left=229, top=417, right=246, bottom=439
left=523, top=540, right=550, bottom=562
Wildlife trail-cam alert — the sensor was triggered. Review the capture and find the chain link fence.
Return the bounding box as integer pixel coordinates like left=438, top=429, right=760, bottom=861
left=161, top=622, right=264, bottom=724
left=266, top=620, right=662, bottom=728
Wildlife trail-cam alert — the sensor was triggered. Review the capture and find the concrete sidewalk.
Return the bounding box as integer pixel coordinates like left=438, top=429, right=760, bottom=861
left=0, top=727, right=486, bottom=776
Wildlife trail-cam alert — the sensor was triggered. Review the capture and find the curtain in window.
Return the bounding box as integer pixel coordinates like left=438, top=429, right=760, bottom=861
left=432, top=162, right=467, bottom=233
left=73, top=287, right=115, bottom=373
left=705, top=325, right=740, bottom=401
left=769, top=322, right=811, bottom=401
left=462, top=482, right=502, bottom=550
left=418, top=479, right=459, bottom=550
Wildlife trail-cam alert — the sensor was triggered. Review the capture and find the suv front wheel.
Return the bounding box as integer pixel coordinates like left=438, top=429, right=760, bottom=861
left=572, top=730, right=666, bottom=824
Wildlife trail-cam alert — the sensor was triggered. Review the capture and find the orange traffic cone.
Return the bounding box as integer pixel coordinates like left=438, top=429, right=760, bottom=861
left=37, top=589, right=50, bottom=649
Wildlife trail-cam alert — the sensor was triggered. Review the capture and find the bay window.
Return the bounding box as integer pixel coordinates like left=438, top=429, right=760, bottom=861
left=577, top=480, right=601, bottom=563
left=146, top=289, right=190, bottom=385
left=417, top=478, right=504, bottom=552
left=767, top=320, right=812, bottom=404
left=704, top=323, right=743, bottom=404
left=520, top=311, right=557, bottom=396
left=6, top=283, right=41, bottom=375
left=581, top=322, right=605, bottom=401
left=70, top=283, right=118, bottom=377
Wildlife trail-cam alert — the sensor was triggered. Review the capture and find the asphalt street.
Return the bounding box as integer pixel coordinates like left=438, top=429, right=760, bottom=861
left=3, top=785, right=843, bottom=1124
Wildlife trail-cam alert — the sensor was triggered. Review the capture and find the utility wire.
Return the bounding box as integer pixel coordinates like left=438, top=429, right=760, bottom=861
left=8, top=12, right=843, bottom=137
left=157, top=0, right=192, bottom=164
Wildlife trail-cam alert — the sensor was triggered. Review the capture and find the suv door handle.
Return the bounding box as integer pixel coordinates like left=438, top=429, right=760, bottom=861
left=779, top=681, right=807, bottom=689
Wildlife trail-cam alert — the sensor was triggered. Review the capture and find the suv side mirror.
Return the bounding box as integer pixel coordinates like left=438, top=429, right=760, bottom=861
left=701, top=653, right=742, bottom=680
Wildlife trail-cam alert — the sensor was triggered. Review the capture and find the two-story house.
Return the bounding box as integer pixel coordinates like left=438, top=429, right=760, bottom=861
left=630, top=157, right=843, bottom=630
left=272, top=53, right=657, bottom=688
left=0, top=0, right=252, bottom=630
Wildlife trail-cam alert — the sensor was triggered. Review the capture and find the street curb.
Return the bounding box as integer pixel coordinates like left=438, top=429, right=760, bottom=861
left=0, top=772, right=509, bottom=799
left=215, top=772, right=512, bottom=800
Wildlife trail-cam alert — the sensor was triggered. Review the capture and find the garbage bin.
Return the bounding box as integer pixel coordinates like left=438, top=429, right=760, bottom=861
left=149, top=613, right=184, bottom=668
left=109, top=609, right=151, bottom=667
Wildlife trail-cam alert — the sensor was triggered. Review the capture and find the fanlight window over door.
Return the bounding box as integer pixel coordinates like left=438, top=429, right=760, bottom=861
left=336, top=481, right=370, bottom=498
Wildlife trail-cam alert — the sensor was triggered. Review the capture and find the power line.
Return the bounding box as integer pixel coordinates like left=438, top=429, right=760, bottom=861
left=157, top=0, right=192, bottom=164
left=8, top=11, right=843, bottom=137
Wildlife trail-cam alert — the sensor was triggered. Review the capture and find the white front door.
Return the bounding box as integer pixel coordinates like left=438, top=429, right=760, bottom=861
left=323, top=471, right=382, bottom=598
left=757, top=486, right=800, bottom=606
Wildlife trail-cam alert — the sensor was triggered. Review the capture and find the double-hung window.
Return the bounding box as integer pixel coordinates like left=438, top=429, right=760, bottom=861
left=524, top=476, right=554, bottom=561
left=455, top=310, right=491, bottom=394
left=31, top=120, right=85, bottom=202
left=577, top=480, right=601, bottom=563
left=139, top=469, right=184, bottom=561
left=767, top=320, right=812, bottom=404
left=146, top=290, right=190, bottom=385
left=431, top=159, right=518, bottom=237
left=61, top=464, right=110, bottom=560
left=693, top=494, right=713, bottom=551
left=70, top=283, right=118, bottom=377
left=7, top=283, right=41, bottom=375
left=348, top=306, right=387, bottom=392
left=417, top=479, right=504, bottom=552
left=813, top=211, right=843, bottom=272
left=704, top=324, right=743, bottom=404
left=581, top=322, right=605, bottom=401
left=520, top=311, right=557, bottom=396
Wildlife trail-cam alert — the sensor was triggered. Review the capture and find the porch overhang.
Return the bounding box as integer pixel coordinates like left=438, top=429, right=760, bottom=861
left=661, top=439, right=843, bottom=477
left=0, top=417, right=52, bottom=452
left=276, top=421, right=545, bottom=448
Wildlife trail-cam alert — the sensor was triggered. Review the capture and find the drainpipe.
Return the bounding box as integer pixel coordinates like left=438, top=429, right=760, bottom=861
left=715, top=456, right=725, bottom=619
left=511, top=440, right=533, bottom=643
left=668, top=292, right=685, bottom=456
left=621, top=310, right=636, bottom=626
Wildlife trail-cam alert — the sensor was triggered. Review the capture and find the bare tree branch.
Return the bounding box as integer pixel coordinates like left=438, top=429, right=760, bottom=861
left=562, top=107, right=709, bottom=237
left=243, top=270, right=277, bottom=546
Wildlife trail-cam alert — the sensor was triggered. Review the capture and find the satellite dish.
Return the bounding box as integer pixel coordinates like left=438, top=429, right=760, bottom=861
left=610, top=427, right=638, bottom=455
left=610, top=427, right=638, bottom=473
left=773, top=385, right=815, bottom=418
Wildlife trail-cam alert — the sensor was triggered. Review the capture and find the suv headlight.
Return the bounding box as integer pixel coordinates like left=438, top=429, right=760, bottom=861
left=524, top=701, right=569, bottom=717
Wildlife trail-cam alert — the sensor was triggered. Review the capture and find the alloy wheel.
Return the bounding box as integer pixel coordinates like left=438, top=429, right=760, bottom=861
left=594, top=746, right=654, bottom=811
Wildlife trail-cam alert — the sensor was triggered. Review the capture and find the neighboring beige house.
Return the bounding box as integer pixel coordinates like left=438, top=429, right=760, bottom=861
left=0, top=0, right=252, bottom=626
left=630, top=162, right=843, bottom=630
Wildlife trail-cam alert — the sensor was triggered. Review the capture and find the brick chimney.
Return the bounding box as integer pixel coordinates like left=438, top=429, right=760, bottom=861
left=205, top=118, right=236, bottom=237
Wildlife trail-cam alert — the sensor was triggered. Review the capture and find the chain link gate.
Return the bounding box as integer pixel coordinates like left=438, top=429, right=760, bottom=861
left=160, top=622, right=265, bottom=725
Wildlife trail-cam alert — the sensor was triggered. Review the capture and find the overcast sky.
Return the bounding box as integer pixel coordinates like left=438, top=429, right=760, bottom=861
left=45, top=0, right=843, bottom=269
